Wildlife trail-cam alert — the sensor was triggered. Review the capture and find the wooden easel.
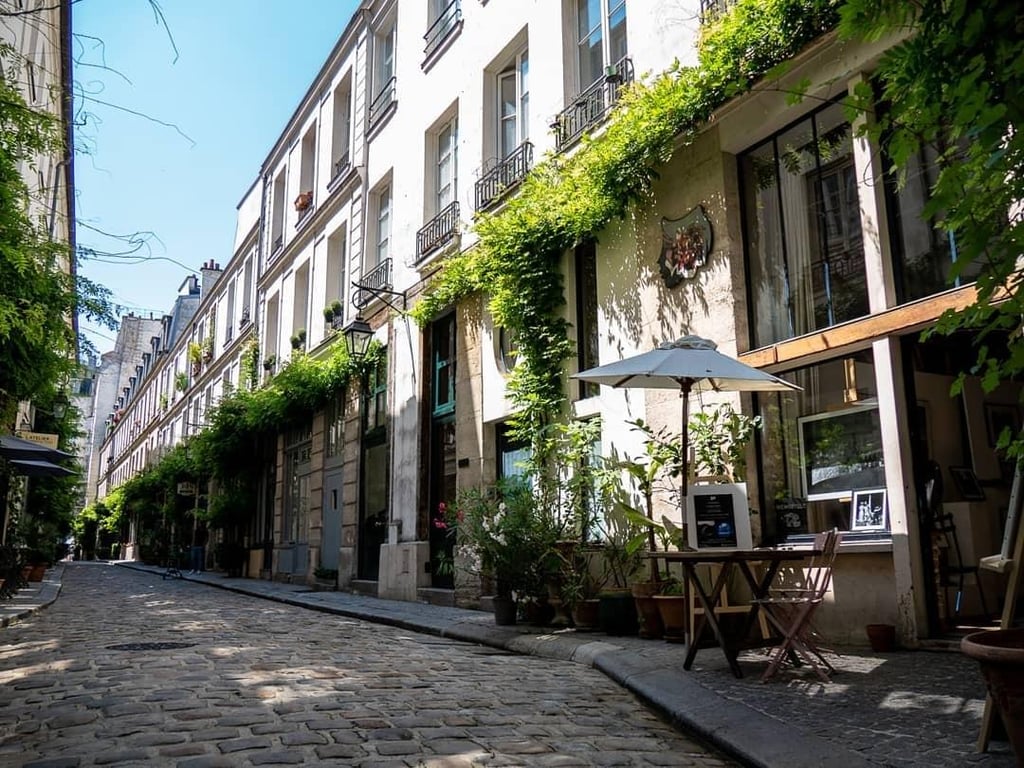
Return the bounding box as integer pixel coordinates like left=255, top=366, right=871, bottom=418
left=976, top=461, right=1024, bottom=751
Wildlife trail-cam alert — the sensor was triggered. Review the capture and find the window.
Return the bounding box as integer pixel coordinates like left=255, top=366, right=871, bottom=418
left=576, top=0, right=627, bottom=90
left=325, top=392, right=345, bottom=459
left=885, top=140, right=981, bottom=303
left=756, top=350, right=888, bottom=541
left=283, top=424, right=313, bottom=544
left=436, top=119, right=457, bottom=212
left=575, top=240, right=599, bottom=398
left=498, top=49, right=529, bottom=160
left=740, top=100, right=866, bottom=348
left=292, top=262, right=310, bottom=351
left=370, top=25, right=397, bottom=129
left=325, top=228, right=346, bottom=325
left=374, top=184, right=391, bottom=267
left=331, top=78, right=352, bottom=183
left=363, top=354, right=387, bottom=435
left=425, top=0, right=462, bottom=60
left=270, top=172, right=286, bottom=254
left=296, top=125, right=316, bottom=222
left=432, top=313, right=456, bottom=417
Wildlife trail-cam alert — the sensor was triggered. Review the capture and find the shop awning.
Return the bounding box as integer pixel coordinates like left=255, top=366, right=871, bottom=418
left=6, top=458, right=76, bottom=477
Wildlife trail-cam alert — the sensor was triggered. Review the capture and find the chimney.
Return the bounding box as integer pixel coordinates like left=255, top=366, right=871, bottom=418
left=200, top=259, right=223, bottom=297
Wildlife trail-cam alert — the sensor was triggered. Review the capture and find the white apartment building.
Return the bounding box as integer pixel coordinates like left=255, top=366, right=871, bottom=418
left=98, top=0, right=1013, bottom=646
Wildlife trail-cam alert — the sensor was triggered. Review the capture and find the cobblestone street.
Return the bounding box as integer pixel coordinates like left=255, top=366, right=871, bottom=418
left=0, top=563, right=735, bottom=767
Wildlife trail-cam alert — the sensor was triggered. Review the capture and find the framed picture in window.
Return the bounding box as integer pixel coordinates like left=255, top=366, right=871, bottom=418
left=949, top=466, right=986, bottom=501
left=851, top=489, right=887, bottom=531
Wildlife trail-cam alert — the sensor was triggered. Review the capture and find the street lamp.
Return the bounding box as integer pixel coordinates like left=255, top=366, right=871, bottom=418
left=342, top=316, right=374, bottom=361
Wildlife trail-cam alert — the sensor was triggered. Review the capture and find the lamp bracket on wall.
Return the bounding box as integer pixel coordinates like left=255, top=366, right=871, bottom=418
left=351, top=281, right=407, bottom=313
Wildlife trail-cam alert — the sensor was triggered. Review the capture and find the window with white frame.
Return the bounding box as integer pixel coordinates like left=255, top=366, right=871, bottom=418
left=270, top=172, right=286, bottom=253
left=425, top=0, right=462, bottom=60
left=576, top=0, right=627, bottom=90
left=436, top=119, right=457, bottom=212
left=498, top=49, right=529, bottom=160
left=331, top=77, right=352, bottom=182
left=375, top=183, right=392, bottom=267
left=370, top=24, right=397, bottom=128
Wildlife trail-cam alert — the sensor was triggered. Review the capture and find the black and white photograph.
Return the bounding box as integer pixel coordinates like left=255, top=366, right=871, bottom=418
left=851, top=489, right=888, bottom=530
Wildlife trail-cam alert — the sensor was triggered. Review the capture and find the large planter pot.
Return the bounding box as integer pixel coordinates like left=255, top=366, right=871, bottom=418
left=632, top=581, right=664, bottom=639
left=27, top=564, right=46, bottom=582
left=866, top=623, right=896, bottom=652
left=571, top=598, right=601, bottom=631
left=493, top=596, right=518, bottom=626
left=962, top=629, right=1024, bottom=762
left=654, top=595, right=688, bottom=644
left=599, top=589, right=638, bottom=636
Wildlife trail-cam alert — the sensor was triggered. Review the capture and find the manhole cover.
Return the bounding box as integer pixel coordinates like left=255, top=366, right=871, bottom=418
left=106, top=642, right=197, bottom=651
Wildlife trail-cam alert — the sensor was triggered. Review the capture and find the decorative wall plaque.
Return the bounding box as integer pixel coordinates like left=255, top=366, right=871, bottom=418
left=659, top=205, right=713, bottom=287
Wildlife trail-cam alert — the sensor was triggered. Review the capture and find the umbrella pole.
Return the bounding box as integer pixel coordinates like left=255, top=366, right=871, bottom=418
left=680, top=380, right=693, bottom=549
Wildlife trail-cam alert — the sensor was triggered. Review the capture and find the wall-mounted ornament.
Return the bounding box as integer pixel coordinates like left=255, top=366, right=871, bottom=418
left=659, top=205, right=713, bottom=287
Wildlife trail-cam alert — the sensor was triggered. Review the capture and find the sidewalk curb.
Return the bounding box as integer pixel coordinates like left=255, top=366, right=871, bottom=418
left=0, top=564, right=64, bottom=628
left=114, top=561, right=877, bottom=768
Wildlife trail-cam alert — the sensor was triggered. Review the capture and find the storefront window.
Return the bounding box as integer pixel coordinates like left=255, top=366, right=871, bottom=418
left=756, top=350, right=888, bottom=541
left=885, top=142, right=981, bottom=303
left=741, top=100, right=867, bottom=348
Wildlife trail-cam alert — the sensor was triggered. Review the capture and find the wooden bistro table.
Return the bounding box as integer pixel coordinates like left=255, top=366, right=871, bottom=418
left=653, top=548, right=821, bottom=678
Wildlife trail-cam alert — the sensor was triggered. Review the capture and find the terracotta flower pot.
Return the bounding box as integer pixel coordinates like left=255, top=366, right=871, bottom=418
left=654, top=595, right=688, bottom=644
left=866, top=623, right=896, bottom=653
left=962, top=629, right=1024, bottom=763
left=632, top=582, right=664, bottom=639
left=571, top=598, right=601, bottom=631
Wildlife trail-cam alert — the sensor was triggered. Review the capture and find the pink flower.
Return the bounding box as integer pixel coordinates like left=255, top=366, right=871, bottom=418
left=438, top=502, right=447, bottom=514
left=433, top=518, right=447, bottom=530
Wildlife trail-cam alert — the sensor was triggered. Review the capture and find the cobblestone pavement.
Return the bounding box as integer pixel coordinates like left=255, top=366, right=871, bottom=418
left=0, top=563, right=736, bottom=767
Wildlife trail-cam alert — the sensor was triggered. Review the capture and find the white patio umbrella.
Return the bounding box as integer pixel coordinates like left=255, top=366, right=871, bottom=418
left=572, top=336, right=801, bottom=544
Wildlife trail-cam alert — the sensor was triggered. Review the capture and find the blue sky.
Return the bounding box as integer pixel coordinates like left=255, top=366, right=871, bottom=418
left=74, top=0, right=358, bottom=356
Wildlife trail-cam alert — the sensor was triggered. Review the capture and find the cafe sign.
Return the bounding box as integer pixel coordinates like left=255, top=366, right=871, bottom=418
left=14, top=430, right=59, bottom=449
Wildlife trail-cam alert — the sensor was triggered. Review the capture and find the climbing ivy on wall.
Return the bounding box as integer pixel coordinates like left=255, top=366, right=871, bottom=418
left=410, top=0, right=841, bottom=442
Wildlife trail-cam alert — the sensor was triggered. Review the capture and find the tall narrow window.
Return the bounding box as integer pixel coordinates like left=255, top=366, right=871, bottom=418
left=370, top=25, right=397, bottom=129
left=270, top=173, right=286, bottom=253
left=325, top=228, right=346, bottom=319
left=432, top=314, right=456, bottom=417
left=498, top=49, right=529, bottom=160
left=376, top=184, right=391, bottom=266
left=437, top=120, right=457, bottom=212
left=576, top=0, right=627, bottom=90
left=575, top=240, right=599, bottom=399
left=331, top=78, right=352, bottom=182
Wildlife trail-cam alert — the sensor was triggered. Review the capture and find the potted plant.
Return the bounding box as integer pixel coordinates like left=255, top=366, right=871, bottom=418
left=202, top=335, right=214, bottom=363
left=438, top=480, right=555, bottom=625
left=290, top=329, right=306, bottom=350
left=187, top=341, right=203, bottom=376
left=689, top=402, right=762, bottom=482
left=654, top=575, right=688, bottom=642
left=313, top=566, right=338, bottom=590
left=294, top=190, right=313, bottom=212
left=158, top=393, right=168, bottom=412
left=263, top=354, right=277, bottom=372
left=323, top=300, right=343, bottom=324
left=174, top=372, right=189, bottom=392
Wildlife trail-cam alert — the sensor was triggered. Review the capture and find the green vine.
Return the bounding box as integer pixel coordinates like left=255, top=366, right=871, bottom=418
left=410, top=0, right=840, bottom=441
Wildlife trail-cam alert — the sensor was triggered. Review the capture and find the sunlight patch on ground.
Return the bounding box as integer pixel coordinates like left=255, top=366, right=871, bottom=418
left=0, top=657, right=73, bottom=685
left=880, top=690, right=981, bottom=716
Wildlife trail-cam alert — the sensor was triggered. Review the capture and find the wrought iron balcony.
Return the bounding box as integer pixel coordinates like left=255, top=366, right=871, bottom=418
left=353, top=257, right=394, bottom=309
left=552, top=56, right=634, bottom=153
left=424, top=0, right=461, bottom=60
left=330, top=152, right=351, bottom=187
left=699, top=0, right=738, bottom=24
left=475, top=142, right=533, bottom=212
left=416, top=202, right=460, bottom=262
left=369, top=77, right=397, bottom=130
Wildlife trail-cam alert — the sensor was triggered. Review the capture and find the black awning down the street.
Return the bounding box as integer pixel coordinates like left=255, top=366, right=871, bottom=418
left=0, top=434, right=74, bottom=462
left=6, top=458, right=76, bottom=477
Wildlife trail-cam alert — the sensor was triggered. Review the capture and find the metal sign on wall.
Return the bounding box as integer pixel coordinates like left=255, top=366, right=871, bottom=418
left=14, top=430, right=59, bottom=449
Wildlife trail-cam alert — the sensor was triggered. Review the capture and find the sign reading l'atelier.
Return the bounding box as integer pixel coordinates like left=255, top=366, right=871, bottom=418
left=15, top=430, right=59, bottom=449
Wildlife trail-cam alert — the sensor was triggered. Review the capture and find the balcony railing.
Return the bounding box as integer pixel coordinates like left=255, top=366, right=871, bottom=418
left=416, top=201, right=460, bottom=262
left=699, top=0, right=738, bottom=24
left=239, top=306, right=251, bottom=330
left=424, top=0, right=461, bottom=60
left=475, top=142, right=533, bottom=211
left=552, top=56, right=634, bottom=153
left=330, top=152, right=351, bottom=187
left=369, top=77, right=397, bottom=130
left=353, top=257, right=394, bottom=309
left=296, top=202, right=315, bottom=228
left=272, top=233, right=283, bottom=254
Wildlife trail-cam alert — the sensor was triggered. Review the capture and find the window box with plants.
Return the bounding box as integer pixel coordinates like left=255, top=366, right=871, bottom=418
left=290, top=329, right=306, bottom=351
left=313, top=567, right=338, bottom=591
left=262, top=355, right=277, bottom=373
left=323, top=301, right=343, bottom=332
left=188, top=341, right=203, bottom=376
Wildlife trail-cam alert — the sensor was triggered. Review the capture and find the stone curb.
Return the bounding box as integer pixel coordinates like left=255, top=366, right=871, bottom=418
left=112, top=562, right=880, bottom=768
left=0, top=563, right=64, bottom=628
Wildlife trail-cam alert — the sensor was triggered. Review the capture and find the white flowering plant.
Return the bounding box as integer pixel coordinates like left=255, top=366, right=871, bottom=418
left=437, top=480, right=558, bottom=599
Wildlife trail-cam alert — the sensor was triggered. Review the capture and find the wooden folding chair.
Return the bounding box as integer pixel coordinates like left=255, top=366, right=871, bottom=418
left=754, top=529, right=842, bottom=683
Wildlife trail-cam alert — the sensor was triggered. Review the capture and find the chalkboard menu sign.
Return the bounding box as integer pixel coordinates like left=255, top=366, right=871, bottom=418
left=694, top=492, right=738, bottom=548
